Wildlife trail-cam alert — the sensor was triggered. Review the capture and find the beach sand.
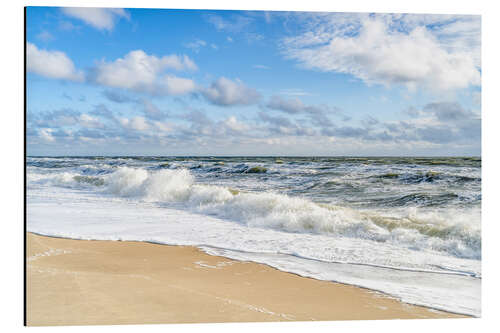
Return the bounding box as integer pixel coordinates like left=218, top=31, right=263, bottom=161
left=26, top=232, right=467, bottom=326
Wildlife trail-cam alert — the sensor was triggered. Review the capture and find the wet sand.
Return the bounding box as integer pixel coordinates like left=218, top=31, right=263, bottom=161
left=26, top=232, right=467, bottom=326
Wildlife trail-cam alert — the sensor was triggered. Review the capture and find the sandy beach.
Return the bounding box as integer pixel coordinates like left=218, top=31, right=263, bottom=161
left=26, top=232, right=467, bottom=326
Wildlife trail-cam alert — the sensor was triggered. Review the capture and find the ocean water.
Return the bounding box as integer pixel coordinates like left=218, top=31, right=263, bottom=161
left=26, top=156, right=481, bottom=316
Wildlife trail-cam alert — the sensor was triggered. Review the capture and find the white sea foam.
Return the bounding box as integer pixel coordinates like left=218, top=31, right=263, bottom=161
left=91, top=167, right=480, bottom=260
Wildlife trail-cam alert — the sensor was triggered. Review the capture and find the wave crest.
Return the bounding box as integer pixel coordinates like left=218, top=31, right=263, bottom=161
left=100, top=167, right=481, bottom=259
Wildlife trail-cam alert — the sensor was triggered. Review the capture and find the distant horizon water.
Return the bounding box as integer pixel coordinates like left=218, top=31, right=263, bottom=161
left=27, top=154, right=482, bottom=158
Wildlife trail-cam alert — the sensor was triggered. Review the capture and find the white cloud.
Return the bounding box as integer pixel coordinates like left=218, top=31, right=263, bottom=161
left=28, top=100, right=480, bottom=156
left=201, top=77, right=260, bottom=106
left=267, top=96, right=305, bottom=114
left=79, top=114, right=104, bottom=128
left=382, top=102, right=481, bottom=145
left=27, top=42, right=84, bottom=81
left=282, top=15, right=481, bottom=92
left=119, top=116, right=149, bottom=131
left=266, top=95, right=349, bottom=124
left=39, top=128, right=55, bottom=142
left=61, top=7, right=130, bottom=31
left=222, top=116, right=249, bottom=132
left=151, top=121, right=172, bottom=133
left=432, top=17, right=481, bottom=65
left=91, top=50, right=197, bottom=95
left=179, top=55, right=197, bottom=71
left=162, top=75, right=196, bottom=96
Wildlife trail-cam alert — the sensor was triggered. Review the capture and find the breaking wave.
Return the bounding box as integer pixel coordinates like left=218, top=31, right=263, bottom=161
left=97, top=167, right=481, bottom=259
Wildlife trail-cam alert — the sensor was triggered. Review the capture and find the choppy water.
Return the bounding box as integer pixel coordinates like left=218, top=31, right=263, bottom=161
left=26, top=156, right=481, bottom=316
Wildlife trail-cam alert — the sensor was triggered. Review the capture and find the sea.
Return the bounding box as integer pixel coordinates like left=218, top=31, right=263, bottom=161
left=26, top=156, right=481, bottom=316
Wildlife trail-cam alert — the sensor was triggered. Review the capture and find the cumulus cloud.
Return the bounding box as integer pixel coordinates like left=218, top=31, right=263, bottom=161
left=29, top=108, right=103, bottom=131
left=315, top=102, right=480, bottom=146
left=263, top=96, right=479, bottom=147
left=39, top=128, right=55, bottom=142
left=61, top=7, right=130, bottom=31
left=28, top=100, right=480, bottom=155
left=266, top=96, right=350, bottom=124
left=180, top=112, right=255, bottom=139
left=90, top=50, right=197, bottom=96
left=282, top=14, right=481, bottom=92
left=119, top=116, right=150, bottom=131
left=27, top=42, right=84, bottom=81
left=79, top=114, right=104, bottom=128
left=267, top=96, right=306, bottom=114
left=383, top=102, right=480, bottom=144
left=423, top=102, right=476, bottom=122
left=27, top=45, right=198, bottom=97
left=201, top=77, right=261, bottom=106
left=162, top=75, right=197, bottom=95
left=28, top=108, right=81, bottom=128
left=222, top=116, right=250, bottom=133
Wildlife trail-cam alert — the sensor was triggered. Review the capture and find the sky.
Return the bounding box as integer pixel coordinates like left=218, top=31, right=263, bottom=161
left=26, top=7, right=481, bottom=156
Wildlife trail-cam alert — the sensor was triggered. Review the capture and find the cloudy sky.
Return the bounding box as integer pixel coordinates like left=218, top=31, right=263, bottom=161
left=26, top=7, right=481, bottom=156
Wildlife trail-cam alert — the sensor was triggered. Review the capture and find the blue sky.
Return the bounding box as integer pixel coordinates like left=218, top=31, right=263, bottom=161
left=26, top=7, right=481, bottom=156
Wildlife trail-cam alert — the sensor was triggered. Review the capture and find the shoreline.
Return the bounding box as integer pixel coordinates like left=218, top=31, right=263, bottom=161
left=26, top=232, right=468, bottom=326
